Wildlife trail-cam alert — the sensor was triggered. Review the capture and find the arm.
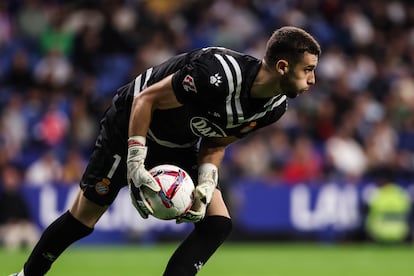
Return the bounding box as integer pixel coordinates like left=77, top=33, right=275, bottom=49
left=178, top=136, right=238, bottom=223
left=197, top=136, right=237, bottom=204
left=128, top=74, right=181, bottom=137
left=127, top=74, right=182, bottom=218
left=197, top=136, right=238, bottom=166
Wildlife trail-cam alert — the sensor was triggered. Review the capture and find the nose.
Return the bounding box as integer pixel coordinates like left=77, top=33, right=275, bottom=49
left=307, top=72, right=315, bottom=85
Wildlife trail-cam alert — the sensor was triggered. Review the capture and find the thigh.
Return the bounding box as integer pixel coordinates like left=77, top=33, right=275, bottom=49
left=206, top=189, right=231, bottom=218
left=70, top=189, right=108, bottom=228
left=79, top=90, right=130, bottom=207
left=80, top=142, right=127, bottom=206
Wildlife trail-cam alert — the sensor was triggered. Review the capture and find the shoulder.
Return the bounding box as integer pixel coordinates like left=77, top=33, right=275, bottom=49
left=171, top=48, right=232, bottom=99
left=186, top=47, right=259, bottom=87
left=188, top=47, right=259, bottom=70
left=171, top=47, right=260, bottom=104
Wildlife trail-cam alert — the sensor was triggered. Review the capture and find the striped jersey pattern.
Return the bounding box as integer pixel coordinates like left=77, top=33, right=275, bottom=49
left=126, top=47, right=287, bottom=148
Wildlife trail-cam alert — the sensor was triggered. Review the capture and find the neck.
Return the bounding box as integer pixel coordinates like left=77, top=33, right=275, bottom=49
left=250, top=60, right=282, bottom=98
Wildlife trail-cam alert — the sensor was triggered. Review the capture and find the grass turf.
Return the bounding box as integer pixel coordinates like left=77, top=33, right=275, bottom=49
left=1, top=242, right=413, bottom=276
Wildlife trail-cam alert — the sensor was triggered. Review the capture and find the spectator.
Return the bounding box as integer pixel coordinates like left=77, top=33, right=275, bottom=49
left=39, top=5, right=74, bottom=57
left=25, top=150, right=62, bottom=186
left=0, top=164, right=39, bottom=250
left=60, top=147, right=86, bottom=185
left=364, top=118, right=398, bottom=178
left=0, top=1, right=12, bottom=47
left=2, top=48, right=36, bottom=93
left=267, top=127, right=292, bottom=177
left=68, top=95, right=98, bottom=151
left=227, top=134, right=272, bottom=179
left=33, top=49, right=73, bottom=89
left=1, top=95, right=27, bottom=162
left=281, top=134, right=323, bottom=185
left=0, top=0, right=414, bottom=187
left=71, top=24, right=101, bottom=74
left=16, top=0, right=50, bottom=43
left=365, top=169, right=411, bottom=243
left=34, top=103, right=70, bottom=147
left=325, top=116, right=367, bottom=181
left=311, top=96, right=336, bottom=142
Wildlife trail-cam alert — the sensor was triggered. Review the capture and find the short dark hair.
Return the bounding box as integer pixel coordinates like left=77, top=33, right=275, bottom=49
left=264, top=26, right=321, bottom=67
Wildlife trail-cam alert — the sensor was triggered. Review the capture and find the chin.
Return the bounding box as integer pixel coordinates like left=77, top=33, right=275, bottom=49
left=284, top=91, right=298, bottom=98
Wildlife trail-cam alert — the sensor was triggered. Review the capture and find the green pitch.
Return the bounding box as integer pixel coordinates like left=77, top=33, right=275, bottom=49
left=1, top=242, right=413, bottom=276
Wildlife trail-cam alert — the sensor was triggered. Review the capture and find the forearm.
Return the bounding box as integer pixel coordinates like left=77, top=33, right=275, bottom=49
left=196, top=138, right=236, bottom=200
left=177, top=139, right=230, bottom=222
left=198, top=148, right=225, bottom=168
left=128, top=74, right=179, bottom=138
left=197, top=137, right=237, bottom=166
left=128, top=94, right=153, bottom=138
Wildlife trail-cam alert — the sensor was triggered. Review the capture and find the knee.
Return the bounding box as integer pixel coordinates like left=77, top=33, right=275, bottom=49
left=196, top=216, right=233, bottom=241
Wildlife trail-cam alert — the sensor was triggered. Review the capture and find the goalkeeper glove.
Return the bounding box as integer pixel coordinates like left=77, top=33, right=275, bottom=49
left=129, top=183, right=154, bottom=219
left=127, top=136, right=160, bottom=193
left=127, top=136, right=159, bottom=219
left=177, top=163, right=218, bottom=223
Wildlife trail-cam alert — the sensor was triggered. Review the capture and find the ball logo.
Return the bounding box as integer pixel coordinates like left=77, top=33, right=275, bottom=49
left=190, top=117, right=227, bottom=137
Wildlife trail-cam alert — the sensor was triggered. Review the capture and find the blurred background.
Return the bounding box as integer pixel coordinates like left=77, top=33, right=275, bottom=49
left=1, top=0, right=414, bottom=251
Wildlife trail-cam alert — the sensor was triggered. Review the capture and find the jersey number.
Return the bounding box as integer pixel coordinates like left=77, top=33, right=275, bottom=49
left=107, top=154, right=121, bottom=178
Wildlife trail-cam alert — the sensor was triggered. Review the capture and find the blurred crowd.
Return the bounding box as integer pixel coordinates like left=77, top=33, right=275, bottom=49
left=0, top=0, right=414, bottom=192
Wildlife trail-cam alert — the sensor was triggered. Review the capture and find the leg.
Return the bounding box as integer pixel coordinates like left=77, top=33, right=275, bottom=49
left=22, top=190, right=108, bottom=276
left=18, top=93, right=128, bottom=276
left=163, top=189, right=233, bottom=276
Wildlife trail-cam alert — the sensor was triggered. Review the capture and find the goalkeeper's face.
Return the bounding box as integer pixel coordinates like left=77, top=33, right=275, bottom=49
left=281, top=52, right=318, bottom=99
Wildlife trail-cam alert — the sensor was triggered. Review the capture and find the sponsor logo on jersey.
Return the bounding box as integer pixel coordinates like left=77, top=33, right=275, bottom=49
left=190, top=117, right=227, bottom=137
left=182, top=74, right=197, bottom=93
left=210, top=73, right=222, bottom=87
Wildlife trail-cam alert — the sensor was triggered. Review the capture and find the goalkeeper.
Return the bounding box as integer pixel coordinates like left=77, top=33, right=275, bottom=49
left=11, top=26, right=321, bottom=276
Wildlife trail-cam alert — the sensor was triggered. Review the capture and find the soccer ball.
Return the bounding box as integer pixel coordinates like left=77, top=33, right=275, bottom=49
left=139, top=164, right=195, bottom=220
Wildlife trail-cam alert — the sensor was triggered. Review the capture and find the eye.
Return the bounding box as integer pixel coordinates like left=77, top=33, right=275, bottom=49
left=305, top=68, right=314, bottom=73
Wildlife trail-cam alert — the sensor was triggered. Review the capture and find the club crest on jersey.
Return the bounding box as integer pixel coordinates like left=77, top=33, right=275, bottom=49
left=210, top=73, right=222, bottom=87
left=182, top=74, right=197, bottom=93
left=240, top=121, right=257, bottom=134
left=95, top=178, right=110, bottom=195
left=190, top=117, right=227, bottom=137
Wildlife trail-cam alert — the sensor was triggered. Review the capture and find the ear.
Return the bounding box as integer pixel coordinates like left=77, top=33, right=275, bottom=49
left=276, top=60, right=289, bottom=75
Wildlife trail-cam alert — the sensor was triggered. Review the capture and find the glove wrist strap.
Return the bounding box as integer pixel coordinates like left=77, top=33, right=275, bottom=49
left=198, top=163, right=218, bottom=186
left=128, top=136, right=146, bottom=147
left=127, top=136, right=147, bottom=161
